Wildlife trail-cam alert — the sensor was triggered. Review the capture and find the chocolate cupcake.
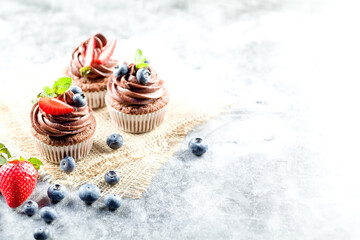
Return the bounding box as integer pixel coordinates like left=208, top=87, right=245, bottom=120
left=66, top=33, right=118, bottom=109
left=106, top=49, right=169, bottom=133
left=30, top=77, right=96, bottom=164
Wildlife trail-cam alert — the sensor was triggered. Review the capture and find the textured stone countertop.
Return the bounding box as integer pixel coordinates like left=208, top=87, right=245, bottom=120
left=1, top=0, right=360, bottom=239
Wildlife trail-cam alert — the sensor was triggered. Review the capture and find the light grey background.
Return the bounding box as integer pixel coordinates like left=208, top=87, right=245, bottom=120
left=1, top=0, right=360, bottom=239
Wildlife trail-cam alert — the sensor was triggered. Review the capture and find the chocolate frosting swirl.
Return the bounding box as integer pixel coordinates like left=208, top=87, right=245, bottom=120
left=31, top=90, right=93, bottom=137
left=107, top=63, right=164, bottom=106
left=68, top=33, right=118, bottom=82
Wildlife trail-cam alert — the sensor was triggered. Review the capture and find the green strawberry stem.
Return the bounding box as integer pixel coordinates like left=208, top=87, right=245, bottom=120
left=0, top=143, right=43, bottom=170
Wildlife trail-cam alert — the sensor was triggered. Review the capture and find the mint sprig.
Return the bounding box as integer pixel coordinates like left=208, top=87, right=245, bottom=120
left=80, top=66, right=91, bottom=77
left=135, top=49, right=149, bottom=69
left=32, top=77, right=72, bottom=103
left=0, top=143, right=43, bottom=170
left=53, top=77, right=72, bottom=95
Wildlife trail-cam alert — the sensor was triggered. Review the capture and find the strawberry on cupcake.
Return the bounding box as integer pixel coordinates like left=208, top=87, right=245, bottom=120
left=30, top=77, right=96, bottom=164
left=66, top=33, right=118, bottom=109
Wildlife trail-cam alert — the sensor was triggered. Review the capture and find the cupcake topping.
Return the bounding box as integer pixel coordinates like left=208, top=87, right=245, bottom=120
left=33, top=77, right=74, bottom=115
left=96, top=39, right=117, bottom=64
left=38, top=98, right=74, bottom=116
left=136, top=68, right=151, bottom=85
left=107, top=49, right=164, bottom=106
left=31, top=77, right=93, bottom=137
left=80, top=36, right=96, bottom=76
left=134, top=48, right=150, bottom=70
left=68, top=33, right=118, bottom=82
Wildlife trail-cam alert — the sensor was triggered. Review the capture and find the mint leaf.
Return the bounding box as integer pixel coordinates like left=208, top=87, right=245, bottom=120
left=33, top=77, right=72, bottom=103
left=136, top=62, right=149, bottom=69
left=53, top=77, right=72, bottom=94
left=80, top=66, right=91, bottom=77
left=46, top=93, right=57, bottom=98
left=0, top=155, right=7, bottom=165
left=53, top=81, right=60, bottom=93
left=135, top=49, right=146, bottom=65
left=43, top=86, right=56, bottom=98
left=43, top=86, right=53, bottom=95
left=28, top=157, right=43, bottom=170
left=0, top=143, right=3, bottom=148
left=32, top=92, right=43, bottom=104
left=0, top=148, right=11, bottom=159
left=135, top=49, right=142, bottom=64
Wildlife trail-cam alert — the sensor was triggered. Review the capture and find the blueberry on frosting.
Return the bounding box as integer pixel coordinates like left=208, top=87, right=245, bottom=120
left=136, top=68, right=151, bottom=85
left=73, top=93, right=87, bottom=107
left=113, top=64, right=128, bottom=80
left=69, top=85, right=83, bottom=95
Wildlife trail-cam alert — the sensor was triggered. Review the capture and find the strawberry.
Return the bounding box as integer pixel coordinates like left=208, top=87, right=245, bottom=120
left=84, top=36, right=96, bottom=67
left=38, top=97, right=73, bottom=116
left=0, top=160, right=38, bottom=208
left=95, top=40, right=117, bottom=64
left=0, top=144, right=43, bottom=208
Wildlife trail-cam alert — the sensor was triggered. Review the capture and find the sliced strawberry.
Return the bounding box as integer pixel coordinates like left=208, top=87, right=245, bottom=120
left=38, top=97, right=73, bottom=116
left=84, top=36, right=96, bottom=66
left=95, top=40, right=117, bottom=64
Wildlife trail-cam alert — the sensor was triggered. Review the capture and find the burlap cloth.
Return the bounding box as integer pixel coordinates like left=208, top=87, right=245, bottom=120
left=0, top=58, right=222, bottom=198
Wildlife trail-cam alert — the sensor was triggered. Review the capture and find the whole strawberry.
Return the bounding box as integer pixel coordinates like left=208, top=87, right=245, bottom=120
left=0, top=143, right=43, bottom=208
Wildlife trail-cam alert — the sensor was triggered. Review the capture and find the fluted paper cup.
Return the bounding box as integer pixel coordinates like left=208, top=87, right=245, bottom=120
left=105, top=98, right=167, bottom=133
left=33, top=136, right=94, bottom=164
left=84, top=90, right=107, bottom=109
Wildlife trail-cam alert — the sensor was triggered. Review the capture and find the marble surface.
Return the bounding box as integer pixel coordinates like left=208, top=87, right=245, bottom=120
left=1, top=0, right=360, bottom=239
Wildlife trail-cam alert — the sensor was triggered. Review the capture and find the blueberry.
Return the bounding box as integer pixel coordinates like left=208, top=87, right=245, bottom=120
left=47, top=184, right=67, bottom=203
left=105, top=171, right=121, bottom=185
left=144, top=58, right=150, bottom=64
left=33, top=226, right=50, bottom=240
left=113, top=63, right=128, bottom=79
left=23, top=200, right=38, bottom=217
left=79, top=184, right=100, bottom=204
left=136, top=68, right=151, bottom=85
left=39, top=207, right=57, bottom=223
left=188, top=137, right=209, bottom=156
left=73, top=93, right=87, bottom=107
left=60, top=156, right=76, bottom=173
left=69, top=85, right=83, bottom=95
left=104, top=194, right=122, bottom=211
left=106, top=133, right=123, bottom=150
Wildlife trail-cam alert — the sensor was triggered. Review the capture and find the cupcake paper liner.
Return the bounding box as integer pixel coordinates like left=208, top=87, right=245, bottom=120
left=84, top=90, right=107, bottom=109
left=106, top=99, right=167, bottom=133
left=33, top=135, right=94, bottom=164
